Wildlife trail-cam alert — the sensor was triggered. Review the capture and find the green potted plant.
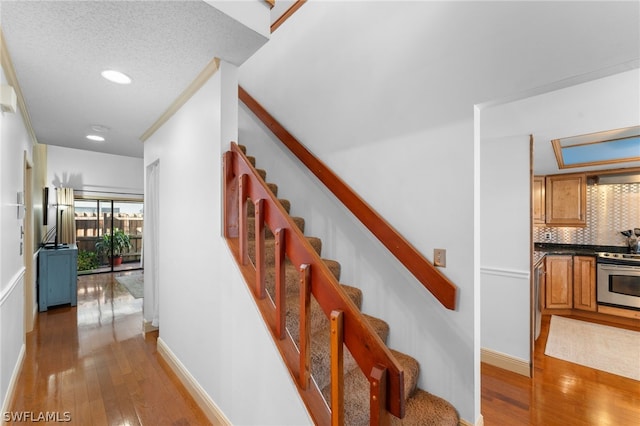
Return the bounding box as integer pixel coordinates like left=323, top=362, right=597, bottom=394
left=96, top=228, right=132, bottom=266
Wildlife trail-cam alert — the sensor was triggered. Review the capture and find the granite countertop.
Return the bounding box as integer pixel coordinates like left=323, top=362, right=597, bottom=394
left=533, top=243, right=628, bottom=265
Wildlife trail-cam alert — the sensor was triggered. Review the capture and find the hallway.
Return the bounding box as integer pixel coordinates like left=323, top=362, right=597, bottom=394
left=6, top=273, right=210, bottom=425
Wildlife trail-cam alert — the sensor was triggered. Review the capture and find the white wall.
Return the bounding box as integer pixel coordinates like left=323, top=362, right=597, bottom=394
left=479, top=134, right=531, bottom=362
left=480, top=69, right=640, bottom=361
left=46, top=145, right=143, bottom=198
left=0, top=65, right=30, bottom=413
left=143, top=61, right=310, bottom=426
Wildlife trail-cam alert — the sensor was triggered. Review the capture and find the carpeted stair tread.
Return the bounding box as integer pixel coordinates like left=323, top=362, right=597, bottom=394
left=248, top=238, right=322, bottom=265
left=264, top=259, right=343, bottom=299
left=322, top=259, right=341, bottom=281
left=285, top=285, right=365, bottom=343
left=256, top=168, right=267, bottom=180
left=389, top=349, right=420, bottom=400
left=308, top=315, right=392, bottom=392
left=238, top=144, right=247, bottom=154
left=247, top=216, right=305, bottom=240
left=308, top=327, right=359, bottom=391
left=389, top=389, right=459, bottom=426
left=321, top=353, right=455, bottom=426
left=247, top=198, right=290, bottom=216
left=246, top=155, right=256, bottom=167
left=300, top=314, right=391, bottom=392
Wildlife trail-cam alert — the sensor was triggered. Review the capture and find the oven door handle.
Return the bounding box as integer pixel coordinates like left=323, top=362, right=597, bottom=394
left=598, top=263, right=640, bottom=272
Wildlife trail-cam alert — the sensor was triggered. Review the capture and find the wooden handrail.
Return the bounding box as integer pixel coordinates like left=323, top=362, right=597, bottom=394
left=271, top=0, right=307, bottom=33
left=224, top=142, right=406, bottom=420
left=238, top=86, right=458, bottom=310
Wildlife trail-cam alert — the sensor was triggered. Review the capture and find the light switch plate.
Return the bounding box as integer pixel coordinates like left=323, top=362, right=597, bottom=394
left=434, top=248, right=446, bottom=267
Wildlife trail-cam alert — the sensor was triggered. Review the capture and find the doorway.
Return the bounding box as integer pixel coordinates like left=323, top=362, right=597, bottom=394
left=74, top=198, right=144, bottom=275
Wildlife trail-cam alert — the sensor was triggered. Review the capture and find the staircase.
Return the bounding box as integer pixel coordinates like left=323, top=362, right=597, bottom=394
left=232, top=144, right=459, bottom=425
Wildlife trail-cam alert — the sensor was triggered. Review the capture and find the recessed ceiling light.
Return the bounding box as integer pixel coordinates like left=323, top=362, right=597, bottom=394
left=91, top=124, right=110, bottom=133
left=101, top=69, right=132, bottom=85
left=86, top=134, right=105, bottom=142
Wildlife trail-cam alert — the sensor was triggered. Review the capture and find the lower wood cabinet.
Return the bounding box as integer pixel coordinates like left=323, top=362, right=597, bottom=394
left=573, top=255, right=597, bottom=311
left=545, top=255, right=573, bottom=309
left=544, top=254, right=597, bottom=311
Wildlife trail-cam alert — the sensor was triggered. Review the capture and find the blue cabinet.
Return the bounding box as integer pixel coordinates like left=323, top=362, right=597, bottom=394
left=38, top=244, right=78, bottom=311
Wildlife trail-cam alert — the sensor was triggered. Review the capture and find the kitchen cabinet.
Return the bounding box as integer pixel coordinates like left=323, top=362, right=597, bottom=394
left=545, top=255, right=573, bottom=309
left=38, top=245, right=78, bottom=312
left=573, top=255, right=597, bottom=311
left=545, top=173, right=587, bottom=226
left=533, top=176, right=545, bottom=224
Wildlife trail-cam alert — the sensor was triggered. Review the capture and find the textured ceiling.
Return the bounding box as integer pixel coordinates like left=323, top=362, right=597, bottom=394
left=1, top=0, right=269, bottom=158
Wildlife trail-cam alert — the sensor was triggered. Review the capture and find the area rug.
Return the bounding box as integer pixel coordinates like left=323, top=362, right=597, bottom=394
left=544, top=315, right=640, bottom=381
left=115, top=273, right=144, bottom=299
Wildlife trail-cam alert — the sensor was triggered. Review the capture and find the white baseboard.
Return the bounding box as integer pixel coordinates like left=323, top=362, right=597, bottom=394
left=156, top=337, right=231, bottom=426
left=481, top=348, right=531, bottom=377
left=460, top=413, right=484, bottom=426
left=1, top=344, right=26, bottom=425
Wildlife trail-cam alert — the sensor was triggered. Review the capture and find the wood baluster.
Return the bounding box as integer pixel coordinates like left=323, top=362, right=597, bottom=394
left=275, top=228, right=286, bottom=339
left=238, top=174, right=248, bottom=265
left=223, top=151, right=238, bottom=238
left=299, top=263, right=311, bottom=389
left=370, top=364, right=389, bottom=426
left=254, top=198, right=266, bottom=299
left=330, top=310, right=344, bottom=426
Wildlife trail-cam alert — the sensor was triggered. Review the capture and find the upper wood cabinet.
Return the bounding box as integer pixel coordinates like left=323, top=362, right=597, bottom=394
left=533, top=176, right=545, bottom=224
left=545, top=173, right=587, bottom=226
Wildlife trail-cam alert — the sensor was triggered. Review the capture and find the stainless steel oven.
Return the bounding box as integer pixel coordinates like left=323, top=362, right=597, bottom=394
left=597, top=253, right=640, bottom=310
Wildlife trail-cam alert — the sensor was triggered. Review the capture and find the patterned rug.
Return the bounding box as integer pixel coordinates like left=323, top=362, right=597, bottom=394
left=545, top=315, right=640, bottom=381
left=115, top=273, right=144, bottom=299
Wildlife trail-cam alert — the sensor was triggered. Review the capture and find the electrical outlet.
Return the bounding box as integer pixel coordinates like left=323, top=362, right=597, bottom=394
left=434, top=248, right=446, bottom=267
left=544, top=232, right=552, bottom=240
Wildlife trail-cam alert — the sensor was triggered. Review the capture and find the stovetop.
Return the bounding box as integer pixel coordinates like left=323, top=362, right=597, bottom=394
left=597, top=252, right=640, bottom=265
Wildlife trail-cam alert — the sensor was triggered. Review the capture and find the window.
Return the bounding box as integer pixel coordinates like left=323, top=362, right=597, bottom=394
left=552, top=126, right=640, bottom=169
left=75, top=198, right=143, bottom=274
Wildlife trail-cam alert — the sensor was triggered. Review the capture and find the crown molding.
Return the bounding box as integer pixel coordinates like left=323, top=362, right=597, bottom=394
left=140, top=57, right=220, bottom=143
left=0, top=27, right=39, bottom=145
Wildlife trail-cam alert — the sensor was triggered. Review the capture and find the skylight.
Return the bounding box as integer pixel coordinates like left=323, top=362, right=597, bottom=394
left=552, top=126, right=640, bottom=169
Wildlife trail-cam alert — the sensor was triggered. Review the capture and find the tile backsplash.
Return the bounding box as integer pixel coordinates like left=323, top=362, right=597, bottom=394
left=534, top=182, right=640, bottom=247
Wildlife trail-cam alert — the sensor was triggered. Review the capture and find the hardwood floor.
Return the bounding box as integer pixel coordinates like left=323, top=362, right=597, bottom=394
left=7, top=273, right=639, bottom=425
left=482, top=314, right=640, bottom=426
left=6, top=272, right=210, bottom=426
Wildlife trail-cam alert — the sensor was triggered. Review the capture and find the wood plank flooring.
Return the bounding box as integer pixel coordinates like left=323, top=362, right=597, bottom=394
left=482, top=314, right=640, bottom=426
left=6, top=272, right=210, bottom=426
left=6, top=273, right=639, bottom=425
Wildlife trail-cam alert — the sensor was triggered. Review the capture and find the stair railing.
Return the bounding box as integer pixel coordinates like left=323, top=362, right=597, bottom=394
left=224, top=142, right=405, bottom=423
left=238, top=86, right=458, bottom=310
